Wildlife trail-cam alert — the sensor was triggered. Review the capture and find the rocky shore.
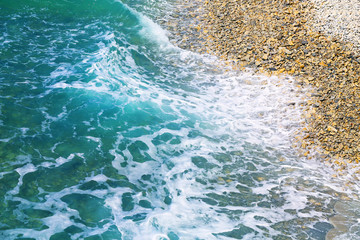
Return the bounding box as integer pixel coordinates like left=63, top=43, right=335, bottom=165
left=170, top=0, right=360, bottom=174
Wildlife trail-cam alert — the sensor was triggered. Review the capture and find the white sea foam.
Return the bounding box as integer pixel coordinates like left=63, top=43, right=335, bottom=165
left=89, top=41, right=318, bottom=239
left=3, top=1, right=360, bottom=239
left=86, top=8, right=360, bottom=238
left=121, top=1, right=173, bottom=50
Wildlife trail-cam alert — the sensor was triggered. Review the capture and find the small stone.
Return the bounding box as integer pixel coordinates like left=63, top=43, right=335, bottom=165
left=173, top=0, right=360, bottom=173
left=327, top=125, right=337, bottom=132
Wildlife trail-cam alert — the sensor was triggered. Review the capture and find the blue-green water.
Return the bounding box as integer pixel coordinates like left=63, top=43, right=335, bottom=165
left=1, top=0, right=360, bottom=239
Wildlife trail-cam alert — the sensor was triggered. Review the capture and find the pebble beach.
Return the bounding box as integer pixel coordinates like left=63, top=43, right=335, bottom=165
left=3, top=0, right=360, bottom=238
left=172, top=0, right=360, bottom=174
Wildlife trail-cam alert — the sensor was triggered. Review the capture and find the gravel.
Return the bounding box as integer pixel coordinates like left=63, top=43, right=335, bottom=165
left=169, top=0, right=360, bottom=172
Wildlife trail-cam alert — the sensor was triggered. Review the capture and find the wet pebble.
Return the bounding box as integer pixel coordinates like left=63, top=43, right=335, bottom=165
left=169, top=0, right=360, bottom=173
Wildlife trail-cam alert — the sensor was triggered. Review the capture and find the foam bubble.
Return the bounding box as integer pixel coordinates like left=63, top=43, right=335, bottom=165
left=2, top=1, right=360, bottom=239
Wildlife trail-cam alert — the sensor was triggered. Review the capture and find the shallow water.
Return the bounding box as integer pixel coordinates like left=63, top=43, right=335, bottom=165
left=1, top=0, right=360, bottom=239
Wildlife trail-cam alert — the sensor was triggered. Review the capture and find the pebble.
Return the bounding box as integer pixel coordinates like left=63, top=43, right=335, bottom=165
left=168, top=0, right=360, bottom=173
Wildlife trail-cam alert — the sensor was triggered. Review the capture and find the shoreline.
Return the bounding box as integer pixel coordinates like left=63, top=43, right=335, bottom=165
left=171, top=0, right=360, bottom=175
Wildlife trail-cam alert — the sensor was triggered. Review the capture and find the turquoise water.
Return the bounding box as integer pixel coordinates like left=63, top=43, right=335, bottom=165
left=1, top=0, right=360, bottom=239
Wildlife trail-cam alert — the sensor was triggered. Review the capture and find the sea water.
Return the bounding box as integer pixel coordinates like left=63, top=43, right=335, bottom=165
left=1, top=0, right=360, bottom=239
